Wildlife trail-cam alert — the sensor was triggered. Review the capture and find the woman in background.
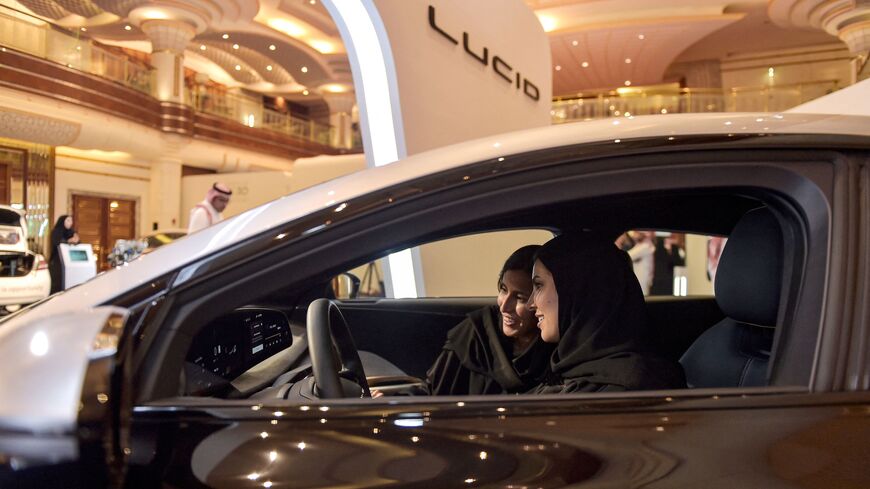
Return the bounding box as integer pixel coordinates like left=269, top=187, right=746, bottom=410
left=48, top=215, right=80, bottom=294
left=427, top=245, right=553, bottom=395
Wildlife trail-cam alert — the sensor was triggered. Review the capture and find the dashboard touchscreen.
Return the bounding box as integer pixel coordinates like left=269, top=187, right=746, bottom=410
left=185, top=308, right=292, bottom=393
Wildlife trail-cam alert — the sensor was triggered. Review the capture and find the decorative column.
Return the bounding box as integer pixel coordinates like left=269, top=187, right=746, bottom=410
left=769, top=0, right=870, bottom=81
left=128, top=8, right=206, bottom=231
left=322, top=91, right=356, bottom=149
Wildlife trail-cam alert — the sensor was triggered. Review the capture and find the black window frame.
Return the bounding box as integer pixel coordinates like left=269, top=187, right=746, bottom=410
left=128, top=143, right=842, bottom=403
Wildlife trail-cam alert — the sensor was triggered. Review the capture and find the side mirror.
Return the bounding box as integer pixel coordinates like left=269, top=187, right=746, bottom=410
left=331, top=272, right=361, bottom=299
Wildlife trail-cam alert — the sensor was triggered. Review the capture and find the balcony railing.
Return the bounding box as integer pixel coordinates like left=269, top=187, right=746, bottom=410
left=551, top=81, right=842, bottom=123
left=188, top=87, right=335, bottom=146
left=0, top=6, right=154, bottom=94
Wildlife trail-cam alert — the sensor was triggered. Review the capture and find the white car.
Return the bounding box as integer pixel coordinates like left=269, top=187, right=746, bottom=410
left=1, top=113, right=870, bottom=488
left=0, top=206, right=50, bottom=312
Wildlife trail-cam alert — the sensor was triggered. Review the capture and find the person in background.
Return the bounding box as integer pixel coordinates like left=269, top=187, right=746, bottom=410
left=528, top=233, right=685, bottom=394
left=48, top=215, right=80, bottom=294
left=650, top=233, right=686, bottom=295
left=618, top=230, right=655, bottom=295
left=427, top=245, right=554, bottom=395
left=188, top=182, right=232, bottom=233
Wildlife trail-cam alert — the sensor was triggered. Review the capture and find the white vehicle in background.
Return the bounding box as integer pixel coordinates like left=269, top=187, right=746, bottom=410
left=0, top=206, right=50, bottom=312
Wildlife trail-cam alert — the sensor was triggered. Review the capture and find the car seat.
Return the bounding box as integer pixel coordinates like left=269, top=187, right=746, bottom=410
left=679, top=207, right=783, bottom=388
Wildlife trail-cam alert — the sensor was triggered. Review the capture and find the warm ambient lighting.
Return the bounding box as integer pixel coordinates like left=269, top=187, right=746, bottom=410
left=302, top=89, right=309, bottom=95
left=554, top=65, right=561, bottom=71
left=571, top=40, right=578, bottom=46
left=625, top=58, right=632, bottom=64
left=624, top=80, right=631, bottom=86
left=124, top=25, right=132, bottom=30
left=308, top=39, right=336, bottom=53
left=268, top=18, right=306, bottom=37
left=232, top=43, right=239, bottom=49
left=266, top=65, right=273, bottom=71
left=638, top=33, right=645, bottom=40
left=581, top=61, right=589, bottom=68
left=269, top=44, right=276, bottom=50
left=301, top=66, right=309, bottom=73
left=234, top=64, right=241, bottom=70
left=199, top=44, right=206, bottom=50
left=320, top=83, right=348, bottom=93
left=536, top=13, right=557, bottom=32
left=109, top=201, right=119, bottom=209
left=222, top=33, right=229, bottom=39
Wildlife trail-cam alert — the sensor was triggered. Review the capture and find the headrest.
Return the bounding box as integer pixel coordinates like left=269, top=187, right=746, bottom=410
left=715, top=207, right=783, bottom=327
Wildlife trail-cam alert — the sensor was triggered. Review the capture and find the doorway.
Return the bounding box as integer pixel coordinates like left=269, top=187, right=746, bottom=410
left=72, top=195, right=136, bottom=271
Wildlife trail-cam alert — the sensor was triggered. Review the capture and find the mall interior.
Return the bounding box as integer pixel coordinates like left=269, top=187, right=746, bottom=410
left=0, top=0, right=868, bottom=299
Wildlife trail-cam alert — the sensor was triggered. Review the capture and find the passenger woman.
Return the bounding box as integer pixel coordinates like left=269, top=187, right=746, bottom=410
left=528, top=233, right=685, bottom=393
left=427, top=245, right=554, bottom=395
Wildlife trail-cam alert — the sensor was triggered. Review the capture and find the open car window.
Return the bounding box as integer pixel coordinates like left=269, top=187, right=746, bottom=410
left=135, top=148, right=833, bottom=405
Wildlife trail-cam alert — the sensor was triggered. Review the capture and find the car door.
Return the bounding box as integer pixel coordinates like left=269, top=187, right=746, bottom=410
left=122, top=140, right=869, bottom=488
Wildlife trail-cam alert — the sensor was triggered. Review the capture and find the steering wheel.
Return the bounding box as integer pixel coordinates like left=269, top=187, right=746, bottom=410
left=306, top=298, right=371, bottom=399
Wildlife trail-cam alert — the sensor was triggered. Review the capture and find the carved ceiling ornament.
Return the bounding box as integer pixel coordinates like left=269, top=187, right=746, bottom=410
left=0, top=108, right=81, bottom=146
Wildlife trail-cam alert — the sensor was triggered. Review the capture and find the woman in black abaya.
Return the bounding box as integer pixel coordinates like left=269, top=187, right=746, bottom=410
left=528, top=233, right=685, bottom=393
left=48, top=215, right=80, bottom=294
left=427, top=245, right=554, bottom=395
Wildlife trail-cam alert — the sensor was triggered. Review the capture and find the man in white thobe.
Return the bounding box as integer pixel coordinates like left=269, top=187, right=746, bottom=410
left=188, top=182, right=232, bottom=233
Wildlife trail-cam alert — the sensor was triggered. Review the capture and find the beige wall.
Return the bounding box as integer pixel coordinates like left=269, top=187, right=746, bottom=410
left=419, top=230, right=553, bottom=297
left=685, top=233, right=714, bottom=296
left=54, top=152, right=151, bottom=236
left=721, top=43, right=852, bottom=92
left=181, top=171, right=294, bottom=227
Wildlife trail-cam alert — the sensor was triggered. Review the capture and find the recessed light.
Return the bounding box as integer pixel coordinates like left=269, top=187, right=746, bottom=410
left=625, top=58, right=632, bottom=64
left=555, top=65, right=561, bottom=71
left=269, top=44, right=276, bottom=51
left=80, top=27, right=87, bottom=32
left=234, top=64, right=241, bottom=71
left=638, top=34, right=645, bottom=40
left=124, top=25, right=132, bottom=31
left=222, top=33, right=229, bottom=39
left=571, top=40, right=578, bottom=46
left=302, top=89, right=309, bottom=95
left=266, top=65, right=273, bottom=71
left=581, top=61, right=589, bottom=68
left=232, top=43, right=239, bottom=49
left=301, top=66, right=308, bottom=73
left=624, top=80, right=631, bottom=86
left=310, top=0, right=316, bottom=4
left=200, top=45, right=206, bottom=51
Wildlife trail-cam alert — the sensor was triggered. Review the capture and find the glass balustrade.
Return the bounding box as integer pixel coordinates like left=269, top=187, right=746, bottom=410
left=0, top=6, right=154, bottom=94
left=189, top=86, right=335, bottom=146
left=552, top=81, right=842, bottom=123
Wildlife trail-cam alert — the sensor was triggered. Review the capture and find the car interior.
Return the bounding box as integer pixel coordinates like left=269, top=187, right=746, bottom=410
left=166, top=188, right=808, bottom=402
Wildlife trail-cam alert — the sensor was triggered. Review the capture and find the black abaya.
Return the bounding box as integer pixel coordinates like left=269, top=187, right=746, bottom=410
left=532, top=233, right=686, bottom=394
left=427, top=306, right=553, bottom=395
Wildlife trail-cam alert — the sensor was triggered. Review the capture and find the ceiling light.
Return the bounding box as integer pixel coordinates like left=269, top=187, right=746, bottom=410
left=536, top=14, right=556, bottom=32
left=308, top=39, right=335, bottom=54
left=266, top=65, right=272, bottom=71
left=80, top=27, right=87, bottom=32
left=302, top=89, right=309, bottom=95
left=268, top=18, right=306, bottom=37
left=269, top=44, right=276, bottom=51
left=571, top=40, right=578, bottom=46
left=555, top=65, right=561, bottom=71
left=234, top=64, right=241, bottom=71
left=222, top=33, right=229, bottom=39
left=320, top=83, right=347, bottom=93
left=124, top=25, right=131, bottom=31
left=232, top=43, right=239, bottom=49
left=199, top=45, right=206, bottom=50
left=638, top=34, right=645, bottom=40
left=624, top=80, right=631, bottom=86
left=625, top=58, right=632, bottom=64
left=301, top=66, right=308, bottom=73
left=581, top=61, right=589, bottom=68
left=310, top=0, right=316, bottom=4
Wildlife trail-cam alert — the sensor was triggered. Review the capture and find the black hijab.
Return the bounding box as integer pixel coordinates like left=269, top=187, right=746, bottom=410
left=533, top=233, right=685, bottom=393
left=427, top=306, right=553, bottom=394
left=50, top=215, right=76, bottom=248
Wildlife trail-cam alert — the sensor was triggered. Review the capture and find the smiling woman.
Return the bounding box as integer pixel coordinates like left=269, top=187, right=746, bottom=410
left=426, top=245, right=553, bottom=396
